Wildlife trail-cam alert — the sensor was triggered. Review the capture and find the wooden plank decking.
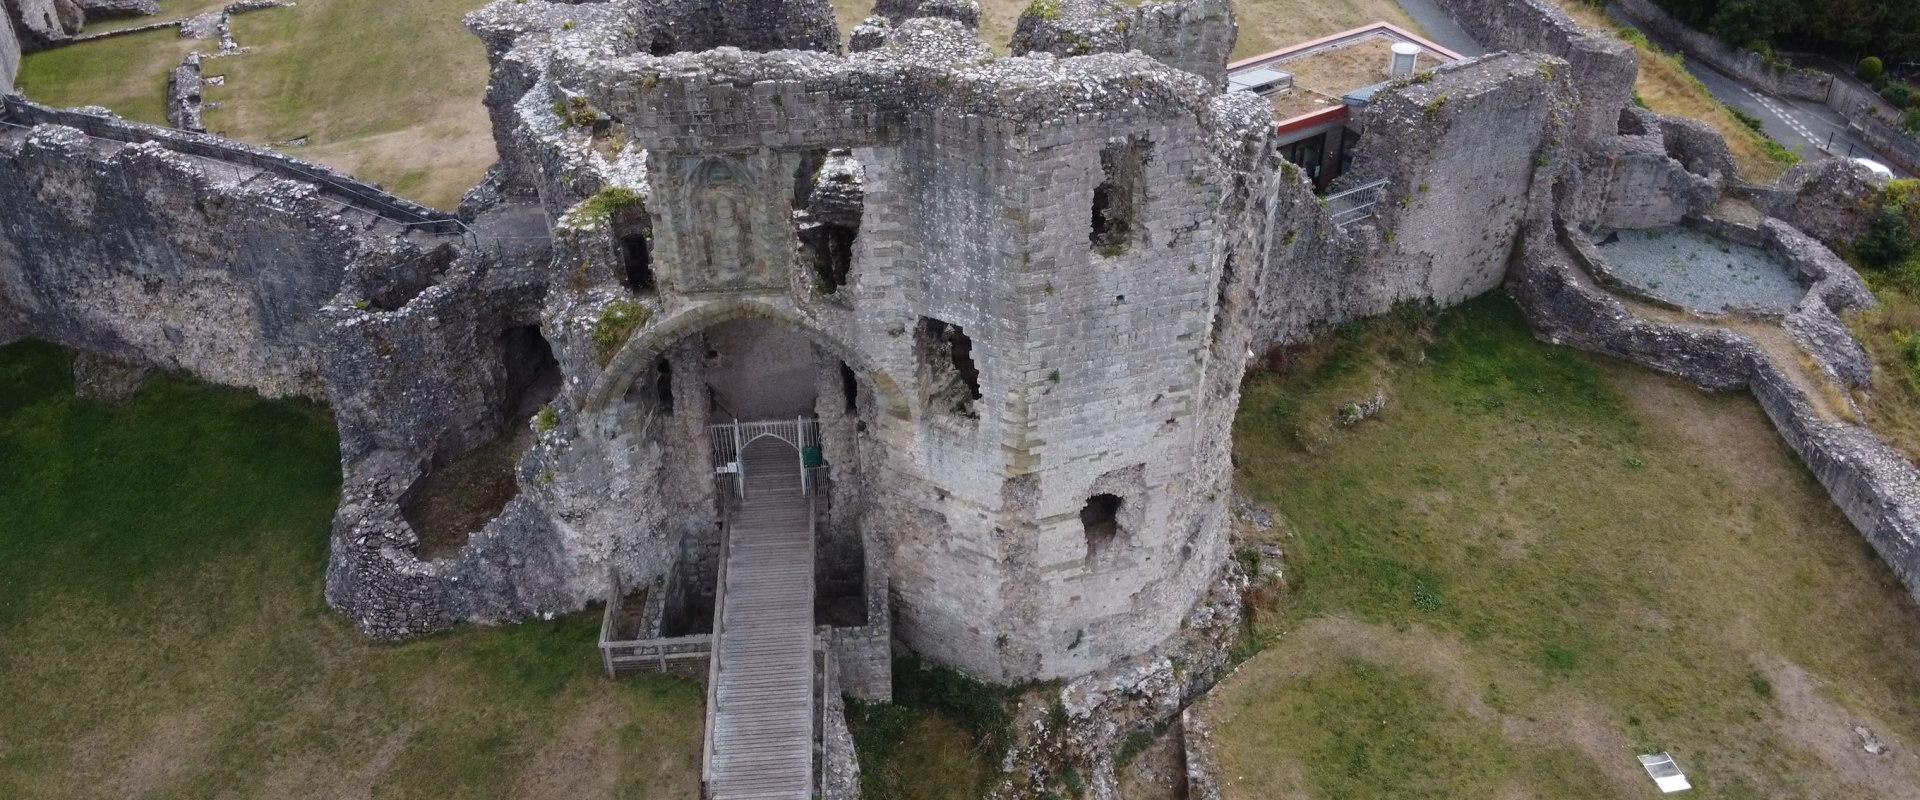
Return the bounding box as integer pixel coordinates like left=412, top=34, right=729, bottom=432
left=706, top=437, right=815, bottom=799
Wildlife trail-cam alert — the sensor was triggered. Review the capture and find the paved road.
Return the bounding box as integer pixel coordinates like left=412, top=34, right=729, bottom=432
left=1392, top=0, right=1487, bottom=57
left=1606, top=7, right=1910, bottom=177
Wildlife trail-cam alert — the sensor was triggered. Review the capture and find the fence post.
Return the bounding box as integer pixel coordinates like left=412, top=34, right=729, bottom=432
left=731, top=420, right=745, bottom=500
left=797, top=415, right=810, bottom=495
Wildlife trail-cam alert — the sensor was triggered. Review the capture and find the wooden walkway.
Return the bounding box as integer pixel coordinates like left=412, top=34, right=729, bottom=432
left=705, top=437, right=816, bottom=799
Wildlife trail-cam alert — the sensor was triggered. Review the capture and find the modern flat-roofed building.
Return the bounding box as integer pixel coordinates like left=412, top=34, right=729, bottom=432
left=1227, top=23, right=1462, bottom=191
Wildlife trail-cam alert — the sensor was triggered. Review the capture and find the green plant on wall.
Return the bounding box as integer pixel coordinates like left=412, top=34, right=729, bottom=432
left=590, top=299, right=650, bottom=365
left=562, top=185, right=643, bottom=229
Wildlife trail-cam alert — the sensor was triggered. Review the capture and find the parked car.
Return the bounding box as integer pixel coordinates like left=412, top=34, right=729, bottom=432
left=1853, top=157, right=1896, bottom=178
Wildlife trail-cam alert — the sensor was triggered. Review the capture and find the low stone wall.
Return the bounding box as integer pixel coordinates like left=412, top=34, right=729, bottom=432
left=1010, top=0, right=1236, bottom=88
left=1511, top=223, right=1920, bottom=603
left=0, top=124, right=375, bottom=398
left=1610, top=0, right=1830, bottom=102
left=1, top=96, right=459, bottom=230
left=1434, top=0, right=1636, bottom=144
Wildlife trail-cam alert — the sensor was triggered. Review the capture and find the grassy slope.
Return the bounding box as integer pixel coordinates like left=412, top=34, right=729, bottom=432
left=1544, top=0, right=1790, bottom=184
left=203, top=0, right=493, bottom=209
left=0, top=341, right=701, bottom=799
left=1204, top=297, right=1920, bottom=798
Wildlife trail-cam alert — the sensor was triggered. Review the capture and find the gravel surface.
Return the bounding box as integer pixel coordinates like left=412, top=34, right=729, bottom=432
left=1595, top=226, right=1805, bottom=312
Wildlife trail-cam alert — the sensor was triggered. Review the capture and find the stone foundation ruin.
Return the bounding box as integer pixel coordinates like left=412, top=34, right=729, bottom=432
left=4, top=0, right=1920, bottom=795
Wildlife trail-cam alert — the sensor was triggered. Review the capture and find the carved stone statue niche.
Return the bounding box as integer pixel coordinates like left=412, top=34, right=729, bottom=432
left=682, top=156, right=779, bottom=292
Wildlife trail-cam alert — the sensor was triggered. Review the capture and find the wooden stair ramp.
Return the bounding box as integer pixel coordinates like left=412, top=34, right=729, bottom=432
left=705, top=436, right=816, bottom=800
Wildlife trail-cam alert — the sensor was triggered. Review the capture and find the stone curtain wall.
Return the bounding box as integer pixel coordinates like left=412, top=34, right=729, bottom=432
left=0, top=126, right=369, bottom=398
left=1352, top=54, right=1571, bottom=308
left=1250, top=53, right=1572, bottom=352
left=1433, top=0, right=1635, bottom=145
left=1611, top=0, right=1830, bottom=102
left=1009, top=0, right=1237, bottom=88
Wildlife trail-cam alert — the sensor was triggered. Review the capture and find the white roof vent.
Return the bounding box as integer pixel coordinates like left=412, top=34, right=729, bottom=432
left=1390, top=42, right=1421, bottom=79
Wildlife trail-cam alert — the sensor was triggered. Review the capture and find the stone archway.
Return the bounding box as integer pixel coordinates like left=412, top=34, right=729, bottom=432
left=583, top=298, right=909, bottom=421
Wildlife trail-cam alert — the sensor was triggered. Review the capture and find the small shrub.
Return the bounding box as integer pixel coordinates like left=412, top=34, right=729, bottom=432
left=562, top=185, right=643, bottom=228
left=1857, top=202, right=1914, bottom=269
left=1022, top=0, right=1060, bottom=21
left=1748, top=670, right=1774, bottom=698
left=1729, top=106, right=1765, bottom=132
left=1232, top=546, right=1262, bottom=575
left=1881, top=81, right=1915, bottom=111
left=1757, top=137, right=1801, bottom=165
left=532, top=405, right=558, bottom=432
left=590, top=299, right=649, bottom=364
left=1060, top=766, right=1085, bottom=797
left=1860, top=56, right=1885, bottom=84
left=1904, top=107, right=1920, bottom=134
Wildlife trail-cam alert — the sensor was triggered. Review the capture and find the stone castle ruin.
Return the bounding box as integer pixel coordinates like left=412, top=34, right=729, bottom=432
left=4, top=0, right=1919, bottom=795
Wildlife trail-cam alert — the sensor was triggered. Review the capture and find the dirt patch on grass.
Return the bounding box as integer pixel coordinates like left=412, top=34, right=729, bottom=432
left=1761, top=657, right=1920, bottom=799
left=1219, top=297, right=1920, bottom=798
left=513, top=695, right=624, bottom=800
left=294, top=119, right=496, bottom=212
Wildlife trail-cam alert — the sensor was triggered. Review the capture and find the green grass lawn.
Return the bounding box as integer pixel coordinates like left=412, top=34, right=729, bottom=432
left=1202, top=297, right=1920, bottom=798
left=0, top=340, right=701, bottom=799
left=204, top=0, right=494, bottom=209
left=12, top=28, right=198, bottom=126
left=14, top=0, right=493, bottom=210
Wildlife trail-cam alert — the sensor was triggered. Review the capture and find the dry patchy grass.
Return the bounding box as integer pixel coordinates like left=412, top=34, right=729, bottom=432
left=0, top=340, right=703, bottom=799
left=202, top=0, right=493, bottom=209
left=1203, top=297, right=1920, bottom=798
left=1544, top=0, right=1789, bottom=184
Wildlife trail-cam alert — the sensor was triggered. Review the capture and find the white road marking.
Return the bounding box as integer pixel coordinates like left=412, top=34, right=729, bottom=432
left=1741, top=87, right=1816, bottom=146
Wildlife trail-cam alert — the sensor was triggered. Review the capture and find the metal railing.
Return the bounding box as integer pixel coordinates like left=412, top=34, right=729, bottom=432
left=708, top=417, right=824, bottom=498
left=1325, top=178, right=1390, bottom=228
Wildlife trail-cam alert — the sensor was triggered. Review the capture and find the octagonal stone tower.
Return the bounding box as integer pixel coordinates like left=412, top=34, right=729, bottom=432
left=478, top=8, right=1276, bottom=680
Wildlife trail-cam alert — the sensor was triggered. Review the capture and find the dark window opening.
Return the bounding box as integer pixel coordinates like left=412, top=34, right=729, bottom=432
left=1211, top=253, right=1236, bottom=347
left=1082, top=493, right=1123, bottom=556
left=1336, top=129, right=1360, bottom=187
left=803, top=223, right=856, bottom=292
left=793, top=150, right=827, bottom=210
left=647, top=34, right=676, bottom=56
left=918, top=318, right=981, bottom=418
left=501, top=325, right=561, bottom=423
left=404, top=325, right=556, bottom=561
left=1090, top=136, right=1149, bottom=254
left=1281, top=132, right=1327, bottom=189
left=654, top=357, right=674, bottom=415
left=840, top=361, right=859, bottom=412
left=622, top=233, right=654, bottom=293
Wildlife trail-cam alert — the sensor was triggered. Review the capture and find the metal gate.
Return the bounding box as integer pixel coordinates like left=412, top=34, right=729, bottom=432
left=708, top=418, right=823, bottom=498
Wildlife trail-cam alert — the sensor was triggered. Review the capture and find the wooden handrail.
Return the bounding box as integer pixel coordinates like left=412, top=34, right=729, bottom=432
left=700, top=494, right=733, bottom=789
